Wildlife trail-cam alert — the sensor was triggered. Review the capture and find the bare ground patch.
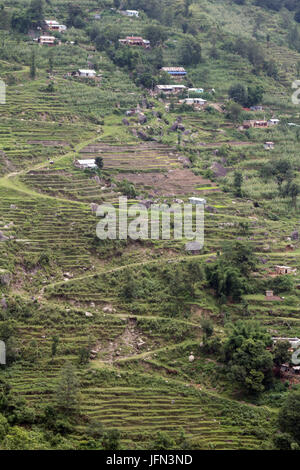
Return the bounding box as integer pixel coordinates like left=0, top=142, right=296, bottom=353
left=115, top=168, right=219, bottom=196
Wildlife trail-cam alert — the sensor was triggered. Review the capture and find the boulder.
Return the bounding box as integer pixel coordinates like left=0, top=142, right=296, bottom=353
left=210, top=162, right=228, bottom=178
left=205, top=205, right=217, bottom=213
left=0, top=231, right=9, bottom=242
left=291, top=231, right=299, bottom=240
left=0, top=270, right=11, bottom=286
left=103, top=305, right=116, bottom=313
left=137, top=130, right=149, bottom=141
left=90, top=203, right=99, bottom=213
left=185, top=241, right=202, bottom=253
left=169, top=121, right=178, bottom=132
left=138, top=113, right=147, bottom=124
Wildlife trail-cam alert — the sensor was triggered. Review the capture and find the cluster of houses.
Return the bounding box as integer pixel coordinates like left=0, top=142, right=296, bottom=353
left=154, top=84, right=207, bottom=107
left=243, top=118, right=280, bottom=129
left=161, top=67, right=187, bottom=80
left=35, top=18, right=67, bottom=46
left=74, top=159, right=97, bottom=169
left=154, top=85, right=204, bottom=95
left=121, top=10, right=139, bottom=18
left=180, top=97, right=207, bottom=108
left=119, top=36, right=150, bottom=48
left=274, top=265, right=297, bottom=275
left=272, top=337, right=300, bottom=375
left=44, top=20, right=67, bottom=33
left=73, top=69, right=97, bottom=78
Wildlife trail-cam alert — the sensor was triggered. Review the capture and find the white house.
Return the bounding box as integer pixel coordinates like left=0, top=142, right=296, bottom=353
left=272, top=337, right=300, bottom=349
left=124, top=10, right=139, bottom=17
left=78, top=69, right=97, bottom=78
left=188, top=197, right=206, bottom=205
left=268, top=118, right=280, bottom=126
left=264, top=141, right=274, bottom=150
left=155, top=84, right=186, bottom=94
left=45, top=20, right=67, bottom=32
left=38, top=36, right=56, bottom=45
left=183, top=98, right=207, bottom=106
left=161, top=67, right=187, bottom=77
left=188, top=88, right=204, bottom=94
left=74, top=159, right=97, bottom=169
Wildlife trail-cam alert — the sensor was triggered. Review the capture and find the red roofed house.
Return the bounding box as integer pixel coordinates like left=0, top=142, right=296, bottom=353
left=119, top=37, right=150, bottom=48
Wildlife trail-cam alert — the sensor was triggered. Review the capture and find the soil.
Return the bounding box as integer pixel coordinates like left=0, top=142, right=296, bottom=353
left=115, top=168, right=219, bottom=196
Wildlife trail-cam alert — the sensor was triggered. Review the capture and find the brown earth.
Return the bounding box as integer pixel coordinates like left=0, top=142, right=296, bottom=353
left=115, top=168, right=219, bottom=196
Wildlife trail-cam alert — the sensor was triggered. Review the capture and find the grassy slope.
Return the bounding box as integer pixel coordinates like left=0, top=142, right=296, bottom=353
left=1, top=0, right=300, bottom=450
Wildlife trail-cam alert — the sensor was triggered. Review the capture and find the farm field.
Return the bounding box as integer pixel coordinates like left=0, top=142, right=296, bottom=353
left=1, top=0, right=300, bottom=453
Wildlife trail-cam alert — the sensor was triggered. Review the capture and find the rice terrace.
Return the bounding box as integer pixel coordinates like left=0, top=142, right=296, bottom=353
left=1, top=0, right=300, bottom=455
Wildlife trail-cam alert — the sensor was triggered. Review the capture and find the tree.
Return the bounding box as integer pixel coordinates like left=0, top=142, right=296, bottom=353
left=186, top=260, right=204, bottom=295
left=150, top=431, right=176, bottom=450
left=206, top=241, right=257, bottom=302
left=78, top=346, right=90, bottom=365
left=177, top=36, right=202, bottom=66
left=260, top=159, right=294, bottom=193
left=95, top=156, right=103, bottom=170
left=2, top=426, right=48, bottom=450
left=67, top=4, right=85, bottom=28
left=206, top=262, right=246, bottom=301
left=224, top=321, right=274, bottom=394
left=295, top=9, right=300, bottom=23
left=27, top=0, right=44, bottom=26
left=222, top=240, right=257, bottom=277
left=229, top=83, right=248, bottom=106
left=278, top=389, right=300, bottom=445
left=233, top=171, right=243, bottom=197
left=273, top=341, right=291, bottom=367
left=256, top=0, right=282, bottom=11
left=30, top=51, right=36, bottom=80
left=51, top=335, right=59, bottom=359
left=121, top=273, right=136, bottom=301
left=11, top=11, right=31, bottom=33
left=247, top=85, right=264, bottom=106
left=226, top=101, right=242, bottom=122
left=102, top=429, right=121, bottom=450
left=272, top=275, right=294, bottom=294
left=11, top=0, right=44, bottom=32
left=201, top=318, right=214, bottom=338
left=48, top=51, right=54, bottom=73
left=93, top=24, right=121, bottom=51
left=229, top=83, right=264, bottom=107
left=55, top=362, right=80, bottom=415
left=143, top=24, right=167, bottom=47
left=286, top=181, right=300, bottom=208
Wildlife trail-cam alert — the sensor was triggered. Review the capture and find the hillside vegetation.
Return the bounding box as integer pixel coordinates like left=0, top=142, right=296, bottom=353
left=1, top=0, right=300, bottom=450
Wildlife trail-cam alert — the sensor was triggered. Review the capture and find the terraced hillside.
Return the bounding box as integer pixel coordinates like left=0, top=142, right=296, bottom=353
left=2, top=0, right=300, bottom=452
